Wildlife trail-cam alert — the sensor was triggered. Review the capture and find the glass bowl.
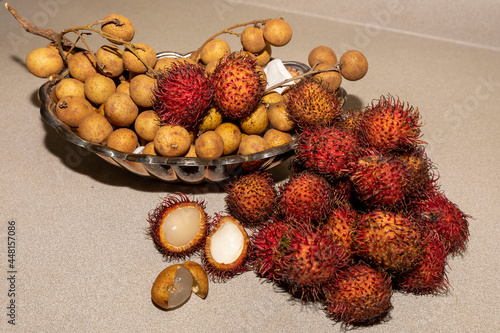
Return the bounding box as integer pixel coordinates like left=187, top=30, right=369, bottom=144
left=38, top=51, right=346, bottom=184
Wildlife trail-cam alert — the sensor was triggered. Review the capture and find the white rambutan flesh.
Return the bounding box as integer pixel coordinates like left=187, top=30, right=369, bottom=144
left=210, top=221, right=245, bottom=264
left=163, top=207, right=202, bottom=247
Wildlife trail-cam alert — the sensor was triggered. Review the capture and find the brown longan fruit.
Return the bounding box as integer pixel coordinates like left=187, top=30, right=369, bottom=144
left=263, top=128, right=293, bottom=148
left=239, top=103, right=269, bottom=135
left=116, top=80, right=130, bottom=95
left=200, top=38, right=231, bottom=65
left=154, top=57, right=177, bottom=71
left=84, top=74, right=117, bottom=105
left=78, top=112, right=113, bottom=144
left=104, top=92, right=139, bottom=127
left=267, top=101, right=295, bottom=132
left=67, top=51, right=97, bottom=82
left=154, top=125, right=191, bottom=157
left=56, top=95, right=94, bottom=127
left=184, top=144, right=197, bottom=157
left=214, top=122, right=242, bottom=156
left=197, top=106, right=223, bottom=132
left=134, top=110, right=161, bottom=142
left=262, top=18, right=292, bottom=47
left=261, top=91, right=283, bottom=105
left=101, top=14, right=135, bottom=44
left=238, top=135, right=270, bottom=155
left=313, top=63, right=343, bottom=91
left=195, top=131, right=224, bottom=159
left=25, top=47, right=64, bottom=78
left=254, top=42, right=272, bottom=67
left=95, top=44, right=124, bottom=77
left=308, top=46, right=338, bottom=67
left=129, top=74, right=156, bottom=108
left=122, top=43, right=157, bottom=74
left=106, top=128, right=139, bottom=153
left=142, top=141, right=156, bottom=155
left=340, top=50, right=368, bottom=81
left=241, top=26, right=266, bottom=53
left=55, top=78, right=85, bottom=100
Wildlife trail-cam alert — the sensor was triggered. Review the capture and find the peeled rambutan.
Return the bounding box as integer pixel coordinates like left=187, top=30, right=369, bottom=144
left=147, top=193, right=207, bottom=260
left=153, top=61, right=213, bottom=128
left=211, top=52, right=266, bottom=119
left=354, top=210, right=423, bottom=274
left=358, top=95, right=423, bottom=152
left=285, top=76, right=343, bottom=127
left=295, top=125, right=361, bottom=178
left=224, top=171, right=277, bottom=227
left=324, top=263, right=393, bottom=325
left=277, top=171, right=333, bottom=225
left=323, top=203, right=358, bottom=263
left=415, top=188, right=470, bottom=256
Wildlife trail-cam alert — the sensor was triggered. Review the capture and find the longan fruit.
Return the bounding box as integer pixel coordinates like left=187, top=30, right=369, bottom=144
left=67, top=51, right=97, bottom=82
left=200, top=38, right=231, bottom=65
left=142, top=141, right=156, bottom=155
left=56, top=95, right=94, bottom=127
left=184, top=144, right=197, bottom=157
left=104, top=92, right=139, bottom=127
left=154, top=125, right=191, bottom=157
left=25, top=47, right=64, bottom=78
left=78, top=112, right=113, bottom=144
left=263, top=128, right=293, bottom=148
left=106, top=128, right=139, bottom=153
left=313, top=63, right=343, bottom=91
left=339, top=50, right=368, bottom=81
left=214, top=122, right=242, bottom=156
left=308, top=46, right=337, bottom=67
left=195, top=131, right=224, bottom=159
left=154, top=57, right=177, bottom=71
left=116, top=80, right=131, bottom=95
left=129, top=74, right=156, bottom=108
left=262, top=18, right=292, bottom=47
left=95, top=44, right=124, bottom=77
left=122, top=43, right=157, bottom=74
left=197, top=106, right=223, bottom=132
left=238, top=135, right=270, bottom=155
left=241, top=26, right=266, bottom=53
left=84, top=73, right=117, bottom=105
left=134, top=110, right=161, bottom=142
left=101, top=14, right=135, bottom=44
left=261, top=91, right=283, bottom=105
left=267, top=101, right=295, bottom=132
left=55, top=78, right=85, bottom=100
left=239, top=103, right=269, bottom=135
left=254, top=42, right=272, bottom=67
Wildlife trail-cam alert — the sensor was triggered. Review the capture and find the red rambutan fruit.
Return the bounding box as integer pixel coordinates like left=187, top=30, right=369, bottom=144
left=224, top=171, right=277, bottom=227
left=395, top=145, right=437, bottom=192
left=153, top=61, right=213, bottom=128
left=295, top=125, right=361, bottom=178
left=324, top=263, right=393, bottom=325
left=285, top=76, right=343, bottom=127
left=358, top=95, right=423, bottom=152
left=147, top=193, right=207, bottom=260
left=211, top=52, right=266, bottom=119
left=323, top=203, right=358, bottom=263
left=354, top=210, right=423, bottom=274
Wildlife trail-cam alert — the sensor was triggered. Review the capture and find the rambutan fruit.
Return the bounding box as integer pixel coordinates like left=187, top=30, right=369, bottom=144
left=277, top=171, right=333, bottom=226
left=295, top=125, right=361, bottom=178
left=395, top=145, right=437, bottom=192
left=147, top=193, right=207, bottom=260
left=358, top=95, right=423, bottom=152
left=202, top=214, right=250, bottom=281
left=415, top=188, right=470, bottom=256
left=224, top=171, right=277, bottom=227
left=211, top=52, right=266, bottom=119
left=285, top=76, right=343, bottom=127
left=395, top=231, right=449, bottom=295
left=324, top=263, right=393, bottom=326
left=323, top=203, right=358, bottom=263
left=153, top=61, right=213, bottom=128
left=354, top=210, right=423, bottom=274
left=350, top=153, right=413, bottom=207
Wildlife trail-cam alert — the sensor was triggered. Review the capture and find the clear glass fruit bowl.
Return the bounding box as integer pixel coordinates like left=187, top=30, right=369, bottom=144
left=38, top=51, right=346, bottom=184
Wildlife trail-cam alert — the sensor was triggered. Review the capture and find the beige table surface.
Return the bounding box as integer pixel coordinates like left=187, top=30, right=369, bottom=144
left=1, top=1, right=499, bottom=332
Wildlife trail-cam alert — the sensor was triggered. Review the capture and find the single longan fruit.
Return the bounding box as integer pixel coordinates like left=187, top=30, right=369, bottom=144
left=129, top=74, right=157, bottom=108
left=263, top=128, right=293, bottom=148
left=55, top=78, right=85, bottom=100
left=142, top=141, right=156, bottom=155
left=184, top=144, right=197, bottom=157
left=106, top=128, right=139, bottom=153
left=97, top=103, right=105, bottom=115
left=56, top=95, right=94, bottom=127
left=214, top=122, right=242, bottom=156
left=241, top=26, right=266, bottom=53
left=101, top=14, right=135, bottom=44
left=134, top=110, right=161, bottom=142
left=340, top=50, right=368, bottom=81
left=267, top=101, right=295, bottom=132
left=313, top=63, right=343, bottom=91
left=197, top=106, right=223, bottom=132
left=116, top=80, right=130, bottom=95
left=262, top=18, right=292, bottom=47
left=95, top=44, right=124, bottom=77
left=261, top=91, right=283, bottom=105
left=67, top=51, right=97, bottom=82
left=154, top=125, right=191, bottom=157
left=104, top=92, right=139, bottom=127
left=239, top=103, right=269, bottom=135
left=154, top=57, right=177, bottom=71
left=200, top=38, right=231, bottom=65
left=195, top=131, right=224, bottom=159
left=25, top=47, right=64, bottom=78
left=78, top=112, right=113, bottom=144
left=308, top=46, right=337, bottom=67
left=238, top=135, right=270, bottom=155
left=254, top=42, right=272, bottom=67
left=122, top=43, right=157, bottom=74
left=84, top=74, right=117, bottom=105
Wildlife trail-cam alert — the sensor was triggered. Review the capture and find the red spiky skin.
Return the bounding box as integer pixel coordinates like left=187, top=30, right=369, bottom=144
left=211, top=52, right=265, bottom=119
left=277, top=171, right=333, bottom=225
left=350, top=153, right=413, bottom=207
left=285, top=77, right=343, bottom=127
left=354, top=210, right=423, bottom=274
left=395, top=145, right=437, bottom=191
left=324, top=263, right=393, bottom=325
left=415, top=188, right=470, bottom=256
left=359, top=95, right=423, bottom=152
left=225, top=171, right=277, bottom=227
left=396, top=232, right=449, bottom=295
left=295, top=126, right=361, bottom=177
left=323, top=203, right=358, bottom=263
